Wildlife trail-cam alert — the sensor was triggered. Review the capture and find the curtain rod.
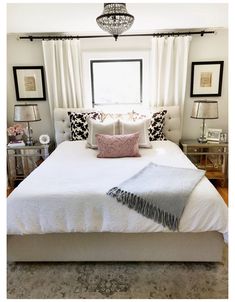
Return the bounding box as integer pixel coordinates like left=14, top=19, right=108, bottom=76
left=19, top=30, right=215, bottom=41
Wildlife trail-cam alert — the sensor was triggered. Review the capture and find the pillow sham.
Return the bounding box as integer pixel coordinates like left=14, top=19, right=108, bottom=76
left=68, top=112, right=100, bottom=141
left=119, top=119, right=152, bottom=148
left=86, top=118, right=119, bottom=149
left=96, top=132, right=141, bottom=158
left=127, top=110, right=147, bottom=121
left=148, top=110, right=167, bottom=141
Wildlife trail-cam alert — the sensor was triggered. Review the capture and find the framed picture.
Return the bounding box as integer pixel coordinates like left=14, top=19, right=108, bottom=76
left=220, top=132, right=228, bottom=143
left=190, top=61, right=224, bottom=97
left=206, top=128, right=222, bottom=142
left=13, top=66, right=46, bottom=101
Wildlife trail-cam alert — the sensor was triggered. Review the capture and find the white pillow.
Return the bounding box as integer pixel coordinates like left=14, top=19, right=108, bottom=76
left=119, top=119, right=152, bottom=148
left=86, top=118, right=119, bottom=149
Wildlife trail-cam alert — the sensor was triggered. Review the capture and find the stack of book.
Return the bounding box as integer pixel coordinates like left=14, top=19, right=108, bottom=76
left=7, top=140, right=25, bottom=148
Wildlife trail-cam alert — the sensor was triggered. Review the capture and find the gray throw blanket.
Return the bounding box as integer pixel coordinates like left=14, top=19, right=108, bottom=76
left=107, top=162, right=205, bottom=231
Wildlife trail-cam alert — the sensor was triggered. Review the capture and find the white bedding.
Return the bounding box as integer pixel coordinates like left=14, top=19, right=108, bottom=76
left=7, top=141, right=228, bottom=238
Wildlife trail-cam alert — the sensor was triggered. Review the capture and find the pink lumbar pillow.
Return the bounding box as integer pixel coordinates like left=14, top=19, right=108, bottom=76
left=96, top=132, right=141, bottom=158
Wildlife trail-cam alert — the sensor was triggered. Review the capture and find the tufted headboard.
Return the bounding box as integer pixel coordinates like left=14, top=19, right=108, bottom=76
left=54, top=106, right=181, bottom=146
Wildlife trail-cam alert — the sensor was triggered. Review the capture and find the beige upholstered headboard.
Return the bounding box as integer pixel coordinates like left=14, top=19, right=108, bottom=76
left=54, top=106, right=181, bottom=145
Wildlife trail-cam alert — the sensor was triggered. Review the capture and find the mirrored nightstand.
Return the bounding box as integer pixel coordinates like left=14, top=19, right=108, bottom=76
left=180, top=139, right=228, bottom=187
left=7, top=142, right=54, bottom=188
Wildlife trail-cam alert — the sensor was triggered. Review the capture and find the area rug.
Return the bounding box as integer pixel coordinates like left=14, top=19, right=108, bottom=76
left=7, top=245, right=228, bottom=299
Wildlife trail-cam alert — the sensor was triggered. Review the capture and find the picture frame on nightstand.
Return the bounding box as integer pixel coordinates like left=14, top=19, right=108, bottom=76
left=206, top=128, right=222, bottom=142
left=220, top=132, right=228, bottom=143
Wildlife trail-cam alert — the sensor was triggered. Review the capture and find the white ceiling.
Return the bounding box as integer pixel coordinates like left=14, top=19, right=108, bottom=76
left=7, top=3, right=228, bottom=34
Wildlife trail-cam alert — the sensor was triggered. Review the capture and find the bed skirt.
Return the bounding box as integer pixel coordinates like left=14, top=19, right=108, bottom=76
left=7, top=232, right=224, bottom=262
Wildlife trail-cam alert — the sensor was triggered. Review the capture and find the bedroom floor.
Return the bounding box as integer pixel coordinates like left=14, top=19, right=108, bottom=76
left=7, top=245, right=228, bottom=299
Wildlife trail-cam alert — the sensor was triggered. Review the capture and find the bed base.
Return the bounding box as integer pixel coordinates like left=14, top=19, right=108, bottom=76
left=7, top=232, right=224, bottom=262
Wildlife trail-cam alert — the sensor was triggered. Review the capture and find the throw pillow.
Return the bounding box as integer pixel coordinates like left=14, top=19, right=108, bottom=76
left=119, top=119, right=152, bottom=148
left=148, top=110, right=167, bottom=141
left=96, top=133, right=141, bottom=158
left=68, top=112, right=100, bottom=141
left=86, top=118, right=119, bottom=149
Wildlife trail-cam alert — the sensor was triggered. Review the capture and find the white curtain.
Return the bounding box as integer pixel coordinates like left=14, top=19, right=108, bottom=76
left=42, top=40, right=84, bottom=116
left=150, top=36, right=192, bottom=114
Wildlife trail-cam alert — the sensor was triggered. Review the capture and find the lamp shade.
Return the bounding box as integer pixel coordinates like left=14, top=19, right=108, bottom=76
left=191, top=100, right=218, bottom=119
left=14, top=104, right=41, bottom=122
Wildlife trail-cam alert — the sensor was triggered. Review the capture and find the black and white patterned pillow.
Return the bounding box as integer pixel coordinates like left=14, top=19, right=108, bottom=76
left=68, top=112, right=100, bottom=140
left=148, top=110, right=167, bottom=141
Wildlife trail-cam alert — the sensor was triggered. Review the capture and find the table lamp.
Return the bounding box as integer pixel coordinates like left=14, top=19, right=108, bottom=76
left=14, top=104, right=41, bottom=146
left=191, top=100, right=218, bottom=143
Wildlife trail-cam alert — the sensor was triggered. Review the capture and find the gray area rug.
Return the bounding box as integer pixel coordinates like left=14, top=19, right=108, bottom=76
left=7, top=245, right=228, bottom=299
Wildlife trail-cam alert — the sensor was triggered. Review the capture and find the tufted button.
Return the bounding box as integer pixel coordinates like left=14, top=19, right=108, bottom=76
left=62, top=119, right=65, bottom=122
left=168, top=129, right=171, bottom=132
left=168, top=116, right=171, bottom=120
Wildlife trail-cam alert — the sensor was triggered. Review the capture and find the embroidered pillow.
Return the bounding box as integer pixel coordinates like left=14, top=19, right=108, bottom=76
left=119, top=119, right=151, bottom=148
left=148, top=110, right=167, bottom=141
left=86, top=118, right=119, bottom=149
left=127, top=111, right=147, bottom=121
left=96, top=133, right=141, bottom=158
left=68, top=112, right=100, bottom=140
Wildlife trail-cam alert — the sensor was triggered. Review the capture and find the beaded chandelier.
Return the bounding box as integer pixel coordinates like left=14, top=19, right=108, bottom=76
left=96, top=3, right=134, bottom=41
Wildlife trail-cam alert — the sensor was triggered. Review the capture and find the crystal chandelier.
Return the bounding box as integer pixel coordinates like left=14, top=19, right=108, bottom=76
left=96, top=3, right=134, bottom=41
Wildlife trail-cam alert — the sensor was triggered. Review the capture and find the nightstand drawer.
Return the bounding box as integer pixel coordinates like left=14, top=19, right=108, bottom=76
left=186, top=146, right=226, bottom=154
left=209, top=146, right=225, bottom=153
left=187, top=147, right=201, bottom=153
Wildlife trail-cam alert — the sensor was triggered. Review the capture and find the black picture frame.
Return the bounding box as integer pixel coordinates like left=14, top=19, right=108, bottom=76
left=13, top=66, right=46, bottom=101
left=90, top=59, right=143, bottom=106
left=190, top=61, right=224, bottom=97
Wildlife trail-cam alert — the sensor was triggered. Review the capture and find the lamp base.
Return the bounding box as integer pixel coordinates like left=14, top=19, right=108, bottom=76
left=25, top=138, right=34, bottom=146
left=197, top=137, right=207, bottom=143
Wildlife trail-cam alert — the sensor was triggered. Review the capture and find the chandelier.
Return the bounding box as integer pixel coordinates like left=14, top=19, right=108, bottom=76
left=96, top=3, right=134, bottom=41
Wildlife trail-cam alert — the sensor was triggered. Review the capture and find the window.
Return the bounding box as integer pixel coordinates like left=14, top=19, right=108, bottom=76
left=90, top=59, right=143, bottom=106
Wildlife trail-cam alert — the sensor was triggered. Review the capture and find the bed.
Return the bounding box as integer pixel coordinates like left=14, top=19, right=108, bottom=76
left=7, top=106, right=228, bottom=262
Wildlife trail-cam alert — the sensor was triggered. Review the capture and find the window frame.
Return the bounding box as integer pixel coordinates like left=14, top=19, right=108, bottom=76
left=90, top=59, right=143, bottom=107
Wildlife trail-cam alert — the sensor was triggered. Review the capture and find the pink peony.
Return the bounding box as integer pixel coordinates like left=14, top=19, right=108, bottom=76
left=7, top=124, right=24, bottom=136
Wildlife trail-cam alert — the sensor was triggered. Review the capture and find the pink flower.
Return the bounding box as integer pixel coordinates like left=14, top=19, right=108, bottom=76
left=7, top=124, right=24, bottom=136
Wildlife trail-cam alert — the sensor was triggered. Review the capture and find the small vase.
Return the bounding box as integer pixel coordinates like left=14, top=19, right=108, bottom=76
left=15, top=134, right=23, bottom=141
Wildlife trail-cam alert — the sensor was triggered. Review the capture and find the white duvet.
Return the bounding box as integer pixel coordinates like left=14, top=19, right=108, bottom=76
left=7, top=140, right=228, bottom=238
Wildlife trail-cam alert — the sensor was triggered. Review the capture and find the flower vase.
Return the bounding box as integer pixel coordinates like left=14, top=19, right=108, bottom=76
left=15, top=134, right=23, bottom=141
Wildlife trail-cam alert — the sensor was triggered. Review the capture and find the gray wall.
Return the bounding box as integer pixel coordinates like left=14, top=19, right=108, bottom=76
left=183, top=29, right=228, bottom=139
left=7, top=29, right=228, bottom=142
left=7, top=37, right=54, bottom=140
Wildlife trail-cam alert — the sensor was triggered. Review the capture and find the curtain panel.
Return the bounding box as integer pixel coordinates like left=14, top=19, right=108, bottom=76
left=150, top=36, right=192, bottom=115
left=42, top=40, right=84, bottom=116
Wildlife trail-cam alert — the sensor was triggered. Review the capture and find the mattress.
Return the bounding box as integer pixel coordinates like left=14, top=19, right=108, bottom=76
left=7, top=140, right=228, bottom=238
